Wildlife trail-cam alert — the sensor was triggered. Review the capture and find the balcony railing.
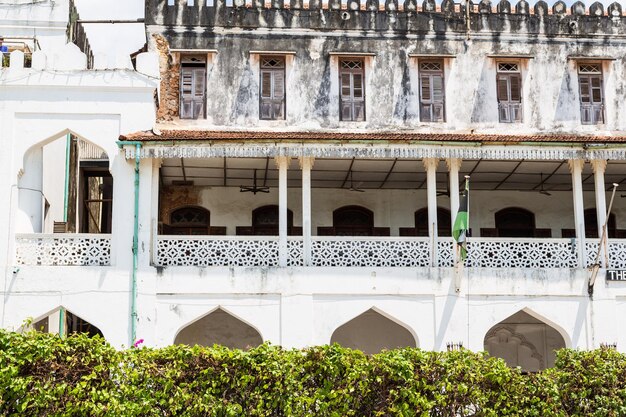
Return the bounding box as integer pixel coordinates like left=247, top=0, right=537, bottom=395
left=15, top=234, right=112, bottom=266
left=16, top=234, right=626, bottom=269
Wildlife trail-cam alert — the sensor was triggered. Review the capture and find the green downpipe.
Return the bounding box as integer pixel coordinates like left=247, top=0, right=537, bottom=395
left=58, top=307, right=65, bottom=338
left=63, top=134, right=71, bottom=222
left=131, top=142, right=142, bottom=346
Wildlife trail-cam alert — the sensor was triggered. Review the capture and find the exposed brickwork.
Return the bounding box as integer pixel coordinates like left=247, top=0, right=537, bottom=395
left=159, top=185, right=201, bottom=224
left=153, top=34, right=179, bottom=121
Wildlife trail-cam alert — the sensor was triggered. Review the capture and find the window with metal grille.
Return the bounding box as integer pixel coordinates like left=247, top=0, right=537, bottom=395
left=339, top=59, right=365, bottom=121
left=578, top=64, right=604, bottom=125
left=419, top=61, right=445, bottom=122
left=496, top=62, right=522, bottom=123
left=180, top=56, right=206, bottom=120
left=260, top=57, right=285, bottom=120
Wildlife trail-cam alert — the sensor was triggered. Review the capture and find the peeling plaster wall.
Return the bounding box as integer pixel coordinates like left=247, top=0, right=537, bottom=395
left=147, top=1, right=626, bottom=133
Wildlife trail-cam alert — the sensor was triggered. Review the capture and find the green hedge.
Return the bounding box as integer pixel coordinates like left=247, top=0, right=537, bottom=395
left=1, top=330, right=626, bottom=416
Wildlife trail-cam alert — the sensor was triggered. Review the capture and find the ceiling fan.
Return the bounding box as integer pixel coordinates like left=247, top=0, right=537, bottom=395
left=538, top=173, right=552, bottom=196
left=240, top=169, right=270, bottom=195
left=347, top=170, right=365, bottom=192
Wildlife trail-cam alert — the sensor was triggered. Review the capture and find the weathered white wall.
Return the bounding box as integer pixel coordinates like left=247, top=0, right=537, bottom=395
left=0, top=0, right=69, bottom=51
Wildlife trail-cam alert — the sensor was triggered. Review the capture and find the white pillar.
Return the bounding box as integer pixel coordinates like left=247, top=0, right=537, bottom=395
left=423, top=158, right=439, bottom=266
left=569, top=159, right=586, bottom=268
left=276, top=156, right=290, bottom=267
left=300, top=157, right=314, bottom=266
left=17, top=146, right=44, bottom=233
left=447, top=158, right=462, bottom=234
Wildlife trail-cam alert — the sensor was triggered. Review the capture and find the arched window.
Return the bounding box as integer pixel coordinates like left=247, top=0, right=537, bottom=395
left=167, top=206, right=210, bottom=235
left=495, top=207, right=536, bottom=238
left=237, top=205, right=299, bottom=235
left=175, top=308, right=263, bottom=349
left=31, top=308, right=104, bottom=339
left=584, top=208, right=616, bottom=238
left=318, top=205, right=389, bottom=236
left=413, top=207, right=451, bottom=237
left=484, top=310, right=566, bottom=372
left=330, top=309, right=417, bottom=354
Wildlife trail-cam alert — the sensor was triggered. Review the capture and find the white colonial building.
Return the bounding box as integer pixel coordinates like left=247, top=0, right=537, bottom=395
left=1, top=0, right=626, bottom=372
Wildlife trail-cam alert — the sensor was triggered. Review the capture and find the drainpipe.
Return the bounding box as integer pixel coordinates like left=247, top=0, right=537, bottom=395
left=117, top=141, right=142, bottom=347
left=63, top=134, right=71, bottom=222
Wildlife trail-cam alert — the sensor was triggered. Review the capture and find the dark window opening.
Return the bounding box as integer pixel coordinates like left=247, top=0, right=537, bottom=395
left=79, top=163, right=113, bottom=234
left=236, top=205, right=301, bottom=236
left=494, top=207, right=535, bottom=238
left=413, top=207, right=451, bottom=237
left=318, top=205, right=389, bottom=236
left=584, top=208, right=616, bottom=238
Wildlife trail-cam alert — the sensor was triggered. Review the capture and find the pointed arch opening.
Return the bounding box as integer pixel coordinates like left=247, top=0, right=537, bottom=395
left=330, top=308, right=417, bottom=354
left=27, top=307, right=104, bottom=339
left=18, top=132, right=111, bottom=234
left=483, top=310, right=566, bottom=372
left=174, top=307, right=263, bottom=349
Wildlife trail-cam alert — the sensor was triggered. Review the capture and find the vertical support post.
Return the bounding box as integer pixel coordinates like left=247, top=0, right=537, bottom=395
left=447, top=158, right=462, bottom=235
left=569, top=159, right=586, bottom=268
left=423, top=158, right=439, bottom=266
left=300, top=157, right=314, bottom=266
left=130, top=143, right=142, bottom=346
left=276, top=156, right=290, bottom=267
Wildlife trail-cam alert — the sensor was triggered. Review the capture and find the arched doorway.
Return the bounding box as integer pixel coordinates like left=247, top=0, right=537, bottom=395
left=174, top=308, right=263, bottom=349
left=495, top=207, right=536, bottom=237
left=484, top=310, right=566, bottom=372
left=30, top=307, right=104, bottom=338
left=18, top=134, right=111, bottom=234
left=414, top=207, right=451, bottom=236
left=584, top=208, right=617, bottom=238
left=330, top=309, right=417, bottom=354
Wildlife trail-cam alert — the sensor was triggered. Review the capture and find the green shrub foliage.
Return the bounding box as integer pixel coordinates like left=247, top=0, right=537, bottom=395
left=1, top=329, right=625, bottom=416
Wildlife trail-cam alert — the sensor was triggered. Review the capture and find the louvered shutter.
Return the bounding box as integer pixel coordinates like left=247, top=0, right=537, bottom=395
left=180, top=66, right=206, bottom=119
left=509, top=75, right=521, bottom=102
left=497, top=76, right=509, bottom=102
left=192, top=68, right=206, bottom=119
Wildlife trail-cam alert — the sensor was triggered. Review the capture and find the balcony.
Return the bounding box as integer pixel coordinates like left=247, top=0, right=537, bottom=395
left=15, top=233, right=112, bottom=266
left=155, top=235, right=626, bottom=269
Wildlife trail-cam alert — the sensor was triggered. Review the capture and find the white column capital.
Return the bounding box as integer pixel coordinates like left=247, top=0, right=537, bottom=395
left=422, top=158, right=439, bottom=171
left=446, top=158, right=462, bottom=172
left=590, top=159, right=607, bottom=174
left=298, top=156, right=315, bottom=170
left=567, top=159, right=585, bottom=173
left=274, top=156, right=291, bottom=169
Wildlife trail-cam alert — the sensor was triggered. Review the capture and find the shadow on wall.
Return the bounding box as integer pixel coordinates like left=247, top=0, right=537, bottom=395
left=470, top=59, right=498, bottom=124
left=330, top=308, right=417, bottom=355
left=174, top=308, right=263, bottom=349
left=553, top=66, right=579, bottom=123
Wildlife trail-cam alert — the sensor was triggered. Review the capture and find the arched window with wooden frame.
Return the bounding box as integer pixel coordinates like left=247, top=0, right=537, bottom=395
left=236, top=205, right=301, bottom=236
left=400, top=207, right=451, bottom=237
left=166, top=206, right=210, bottom=235
left=494, top=207, right=536, bottom=238
left=584, top=208, right=616, bottom=239
left=318, top=205, right=389, bottom=236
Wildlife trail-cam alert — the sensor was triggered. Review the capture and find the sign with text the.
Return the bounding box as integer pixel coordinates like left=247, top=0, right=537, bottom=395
left=607, top=270, right=626, bottom=282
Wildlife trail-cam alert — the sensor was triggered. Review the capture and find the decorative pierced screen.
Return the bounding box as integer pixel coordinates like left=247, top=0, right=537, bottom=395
left=261, top=57, right=285, bottom=68
left=578, top=63, right=601, bottom=74
left=340, top=60, right=363, bottom=70
left=497, top=62, right=519, bottom=72
left=419, top=61, right=442, bottom=72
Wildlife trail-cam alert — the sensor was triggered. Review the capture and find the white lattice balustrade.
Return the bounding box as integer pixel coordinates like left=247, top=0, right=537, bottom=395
left=311, top=237, right=431, bottom=267
left=464, top=238, right=578, bottom=268
left=15, top=234, right=111, bottom=266
left=157, top=235, right=283, bottom=267
left=586, top=240, right=626, bottom=269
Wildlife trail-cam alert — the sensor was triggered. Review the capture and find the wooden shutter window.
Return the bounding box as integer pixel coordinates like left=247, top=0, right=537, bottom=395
left=578, top=64, right=604, bottom=125
left=339, top=59, right=365, bottom=122
left=260, top=57, right=286, bottom=120
left=180, top=65, right=206, bottom=120
left=496, top=63, right=522, bottom=123
left=419, top=61, right=445, bottom=122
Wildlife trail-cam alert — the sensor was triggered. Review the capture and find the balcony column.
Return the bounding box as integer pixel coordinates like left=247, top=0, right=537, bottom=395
left=300, top=157, right=314, bottom=266
left=591, top=159, right=608, bottom=266
left=423, top=158, right=439, bottom=266
left=276, top=156, right=291, bottom=267
left=569, top=159, right=586, bottom=268
left=447, top=158, right=462, bottom=234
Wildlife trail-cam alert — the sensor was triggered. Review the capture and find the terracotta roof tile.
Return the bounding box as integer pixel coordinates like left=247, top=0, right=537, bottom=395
left=119, top=130, right=626, bottom=144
